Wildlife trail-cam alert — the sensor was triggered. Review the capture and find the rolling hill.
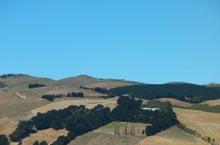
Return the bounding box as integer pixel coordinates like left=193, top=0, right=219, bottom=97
left=52, top=74, right=139, bottom=88
left=1, top=73, right=220, bottom=145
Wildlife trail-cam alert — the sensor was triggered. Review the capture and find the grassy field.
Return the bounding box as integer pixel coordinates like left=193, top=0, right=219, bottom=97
left=69, top=122, right=209, bottom=145
left=0, top=117, right=18, bottom=136
left=30, top=97, right=118, bottom=116
left=0, top=98, right=48, bottom=117
left=174, top=108, right=220, bottom=145
left=158, top=98, right=193, bottom=107
left=69, top=122, right=148, bottom=145
left=138, top=126, right=209, bottom=145
left=202, top=99, right=220, bottom=106
left=22, top=128, right=68, bottom=145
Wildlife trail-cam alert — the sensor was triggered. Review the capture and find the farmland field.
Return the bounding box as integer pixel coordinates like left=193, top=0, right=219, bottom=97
left=69, top=122, right=148, bottom=145
left=174, top=108, right=220, bottom=145
left=138, top=126, right=209, bottom=145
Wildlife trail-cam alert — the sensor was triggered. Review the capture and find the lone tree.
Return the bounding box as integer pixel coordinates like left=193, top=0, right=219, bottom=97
left=0, top=134, right=9, bottom=145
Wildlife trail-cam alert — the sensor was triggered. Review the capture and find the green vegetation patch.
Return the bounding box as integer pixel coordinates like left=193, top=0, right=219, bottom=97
left=175, top=104, right=220, bottom=113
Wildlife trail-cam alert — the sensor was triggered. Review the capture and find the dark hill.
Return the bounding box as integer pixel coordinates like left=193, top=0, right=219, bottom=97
left=110, top=84, right=220, bottom=103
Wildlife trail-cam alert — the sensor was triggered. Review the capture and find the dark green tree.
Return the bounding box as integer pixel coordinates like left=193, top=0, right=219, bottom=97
left=0, top=134, right=9, bottom=145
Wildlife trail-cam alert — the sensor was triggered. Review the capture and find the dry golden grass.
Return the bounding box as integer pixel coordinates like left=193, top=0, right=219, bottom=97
left=22, top=128, right=68, bottom=145
left=138, top=126, right=209, bottom=145
left=201, top=99, right=220, bottom=106
left=0, top=90, right=18, bottom=103
left=52, top=75, right=103, bottom=87
left=30, top=98, right=118, bottom=116
left=69, top=122, right=208, bottom=145
left=0, top=75, right=54, bottom=88
left=174, top=108, right=220, bottom=144
left=158, top=98, right=193, bottom=107
left=69, top=122, right=147, bottom=145
left=0, top=98, right=48, bottom=117
left=45, top=86, right=105, bottom=97
left=0, top=117, right=18, bottom=136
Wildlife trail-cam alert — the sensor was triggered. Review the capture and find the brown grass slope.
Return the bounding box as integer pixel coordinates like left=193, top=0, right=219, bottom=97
left=0, top=75, right=54, bottom=88
left=138, top=126, right=209, bottom=145
left=69, top=122, right=208, bottom=145
left=52, top=75, right=139, bottom=88
left=30, top=97, right=118, bottom=116
left=201, top=99, right=220, bottom=106
left=22, top=129, right=68, bottom=145
left=52, top=75, right=104, bottom=87
left=158, top=98, right=193, bottom=107
left=174, top=108, right=220, bottom=144
left=69, top=122, right=147, bottom=145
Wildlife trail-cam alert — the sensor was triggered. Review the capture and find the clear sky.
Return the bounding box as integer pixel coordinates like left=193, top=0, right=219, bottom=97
left=0, top=0, right=220, bottom=84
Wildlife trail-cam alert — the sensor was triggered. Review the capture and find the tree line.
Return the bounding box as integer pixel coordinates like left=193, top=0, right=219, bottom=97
left=0, top=74, right=28, bottom=79
left=28, top=84, right=46, bottom=89
left=80, top=86, right=109, bottom=94
left=41, top=92, right=84, bottom=101
left=80, top=86, right=115, bottom=99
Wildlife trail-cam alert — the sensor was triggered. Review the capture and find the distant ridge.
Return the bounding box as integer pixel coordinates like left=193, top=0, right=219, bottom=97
left=52, top=74, right=104, bottom=87
left=165, top=82, right=193, bottom=85
left=0, top=73, right=55, bottom=87
left=0, top=73, right=29, bottom=79
left=52, top=74, right=140, bottom=88
left=206, top=83, right=220, bottom=88
left=0, top=73, right=219, bottom=88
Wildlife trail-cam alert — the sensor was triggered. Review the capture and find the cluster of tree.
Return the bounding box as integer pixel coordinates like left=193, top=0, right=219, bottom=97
left=10, top=121, right=36, bottom=142
left=0, top=134, right=9, bottom=145
left=51, top=105, right=112, bottom=145
left=28, top=83, right=46, bottom=89
left=0, top=74, right=28, bottom=79
left=10, top=105, right=112, bottom=144
left=33, top=141, right=48, bottom=145
left=100, top=95, right=115, bottom=99
left=94, top=87, right=109, bottom=94
left=41, top=92, right=85, bottom=101
left=67, top=92, right=84, bottom=98
left=41, top=94, right=63, bottom=101
left=80, top=86, right=110, bottom=95
left=110, top=84, right=220, bottom=103
left=111, top=97, right=177, bottom=136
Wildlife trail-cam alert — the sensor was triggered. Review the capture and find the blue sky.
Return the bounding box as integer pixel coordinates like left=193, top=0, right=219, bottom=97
left=0, top=0, right=220, bottom=84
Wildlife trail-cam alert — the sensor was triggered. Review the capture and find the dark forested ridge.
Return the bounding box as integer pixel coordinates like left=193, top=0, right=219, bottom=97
left=110, top=84, right=220, bottom=103
left=0, top=74, right=28, bottom=79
